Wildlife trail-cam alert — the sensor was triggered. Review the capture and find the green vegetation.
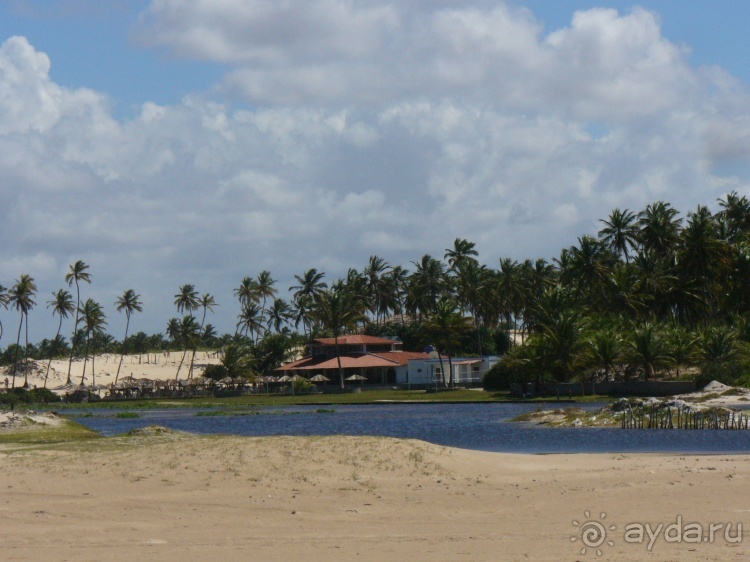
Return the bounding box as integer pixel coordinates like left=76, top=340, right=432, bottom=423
left=37, top=389, right=545, bottom=411
left=5, top=195, right=750, bottom=395
left=0, top=418, right=101, bottom=445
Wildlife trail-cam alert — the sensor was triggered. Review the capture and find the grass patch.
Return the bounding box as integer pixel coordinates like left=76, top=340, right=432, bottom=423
left=512, top=406, right=619, bottom=427
left=114, top=412, right=141, bottom=419
left=0, top=419, right=102, bottom=445
left=692, top=393, right=722, bottom=403
left=30, top=388, right=615, bottom=413
left=721, top=388, right=749, bottom=396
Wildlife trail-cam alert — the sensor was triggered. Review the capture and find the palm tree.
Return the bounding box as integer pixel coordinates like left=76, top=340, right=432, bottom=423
left=698, top=326, right=738, bottom=365
left=78, top=298, right=107, bottom=386
left=290, top=269, right=327, bottom=335
left=44, top=289, right=75, bottom=388
left=667, top=326, right=699, bottom=378
left=234, top=276, right=258, bottom=309
left=364, top=256, right=391, bottom=325
left=625, top=323, right=674, bottom=380
left=444, top=238, right=479, bottom=271
left=292, top=294, right=312, bottom=338
left=388, top=265, right=409, bottom=326
left=174, top=284, right=199, bottom=316
left=408, top=255, right=446, bottom=320
left=174, top=315, right=199, bottom=380
left=290, top=269, right=327, bottom=302
left=236, top=302, right=264, bottom=343
left=255, top=271, right=277, bottom=333
left=423, top=298, right=470, bottom=387
left=599, top=208, right=638, bottom=264
left=567, top=235, right=616, bottom=307
left=65, top=261, right=92, bottom=384
left=497, top=258, right=521, bottom=335
left=267, top=298, right=293, bottom=333
left=165, top=317, right=180, bottom=349
left=455, top=261, right=491, bottom=354
left=637, top=201, right=682, bottom=258
left=308, top=283, right=366, bottom=388
left=0, top=284, right=9, bottom=351
left=9, top=275, right=37, bottom=388
left=188, top=293, right=217, bottom=378
left=677, top=205, right=725, bottom=325
left=114, top=289, right=143, bottom=385
left=717, top=191, right=750, bottom=241
left=202, top=324, right=218, bottom=348
left=538, top=308, right=586, bottom=383
left=173, top=284, right=199, bottom=377
left=584, top=329, right=621, bottom=383
left=220, top=342, right=257, bottom=380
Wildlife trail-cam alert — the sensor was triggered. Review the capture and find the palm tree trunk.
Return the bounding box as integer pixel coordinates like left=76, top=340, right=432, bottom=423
left=44, top=316, right=63, bottom=389
left=175, top=349, right=188, bottom=380
left=436, top=350, right=446, bottom=389
left=448, top=355, right=454, bottom=389
left=66, top=281, right=80, bottom=385
left=80, top=333, right=90, bottom=386
left=336, top=335, right=344, bottom=389
left=11, top=315, right=23, bottom=388
left=23, top=312, right=30, bottom=388
left=189, top=310, right=208, bottom=380
left=115, top=317, right=130, bottom=385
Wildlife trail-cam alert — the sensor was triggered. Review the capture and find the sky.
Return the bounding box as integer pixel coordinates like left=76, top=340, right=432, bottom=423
left=1, top=0, right=750, bottom=342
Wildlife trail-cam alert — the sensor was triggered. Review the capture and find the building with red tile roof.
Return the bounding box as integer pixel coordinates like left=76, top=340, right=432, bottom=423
left=277, top=335, right=430, bottom=385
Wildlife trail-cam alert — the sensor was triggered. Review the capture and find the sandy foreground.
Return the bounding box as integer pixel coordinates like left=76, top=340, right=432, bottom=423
left=0, top=433, right=747, bottom=561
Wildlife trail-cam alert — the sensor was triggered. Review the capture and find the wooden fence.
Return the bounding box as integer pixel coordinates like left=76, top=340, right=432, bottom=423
left=621, top=404, right=750, bottom=430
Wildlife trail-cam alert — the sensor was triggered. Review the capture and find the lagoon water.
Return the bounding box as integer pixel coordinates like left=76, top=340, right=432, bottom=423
left=73, top=403, right=750, bottom=454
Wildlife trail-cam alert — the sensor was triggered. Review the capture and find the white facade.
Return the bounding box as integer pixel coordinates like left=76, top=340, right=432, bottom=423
left=401, top=356, right=500, bottom=387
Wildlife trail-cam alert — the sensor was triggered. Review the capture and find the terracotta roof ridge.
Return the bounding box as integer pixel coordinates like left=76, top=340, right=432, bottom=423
left=366, top=352, right=401, bottom=364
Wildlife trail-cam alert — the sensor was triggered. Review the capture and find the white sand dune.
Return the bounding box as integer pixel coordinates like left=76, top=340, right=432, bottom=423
left=0, top=434, right=746, bottom=561
left=0, top=351, right=220, bottom=391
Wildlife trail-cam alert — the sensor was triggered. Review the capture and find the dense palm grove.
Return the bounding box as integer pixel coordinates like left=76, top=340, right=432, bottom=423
left=2, top=193, right=750, bottom=389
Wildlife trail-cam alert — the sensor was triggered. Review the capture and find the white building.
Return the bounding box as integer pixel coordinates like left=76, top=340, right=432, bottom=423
left=401, top=355, right=500, bottom=387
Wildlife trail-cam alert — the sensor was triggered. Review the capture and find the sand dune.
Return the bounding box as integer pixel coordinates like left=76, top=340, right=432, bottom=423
left=0, top=351, right=220, bottom=390
left=0, top=434, right=747, bottom=561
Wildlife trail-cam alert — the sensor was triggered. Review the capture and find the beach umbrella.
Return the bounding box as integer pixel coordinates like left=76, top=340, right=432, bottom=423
left=277, top=375, right=292, bottom=383
left=345, top=374, right=367, bottom=381
left=310, top=374, right=330, bottom=382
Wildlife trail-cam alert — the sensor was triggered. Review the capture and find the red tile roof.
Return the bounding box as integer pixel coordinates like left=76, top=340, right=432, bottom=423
left=313, top=335, right=398, bottom=346
left=370, top=351, right=431, bottom=366
left=278, top=353, right=403, bottom=371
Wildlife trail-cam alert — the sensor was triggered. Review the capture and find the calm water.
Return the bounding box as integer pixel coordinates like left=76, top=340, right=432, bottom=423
left=72, top=403, right=750, bottom=454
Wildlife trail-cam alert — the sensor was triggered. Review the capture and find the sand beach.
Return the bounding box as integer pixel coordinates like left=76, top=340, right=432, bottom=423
left=0, top=430, right=747, bottom=561
left=1, top=351, right=220, bottom=392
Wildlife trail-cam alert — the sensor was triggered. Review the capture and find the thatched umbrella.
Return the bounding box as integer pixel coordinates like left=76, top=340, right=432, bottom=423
left=345, top=374, right=367, bottom=387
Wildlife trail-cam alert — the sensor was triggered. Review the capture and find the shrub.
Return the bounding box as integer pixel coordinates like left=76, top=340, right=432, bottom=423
left=203, top=364, right=229, bottom=382
left=483, top=360, right=522, bottom=390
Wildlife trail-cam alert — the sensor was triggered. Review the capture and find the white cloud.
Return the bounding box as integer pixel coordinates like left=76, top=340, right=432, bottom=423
left=2, top=3, right=750, bottom=340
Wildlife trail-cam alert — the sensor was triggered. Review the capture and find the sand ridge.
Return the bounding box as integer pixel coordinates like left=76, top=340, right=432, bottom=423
left=0, top=434, right=747, bottom=561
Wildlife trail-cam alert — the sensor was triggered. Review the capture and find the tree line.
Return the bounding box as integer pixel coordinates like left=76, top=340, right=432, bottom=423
left=3, top=192, right=750, bottom=389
